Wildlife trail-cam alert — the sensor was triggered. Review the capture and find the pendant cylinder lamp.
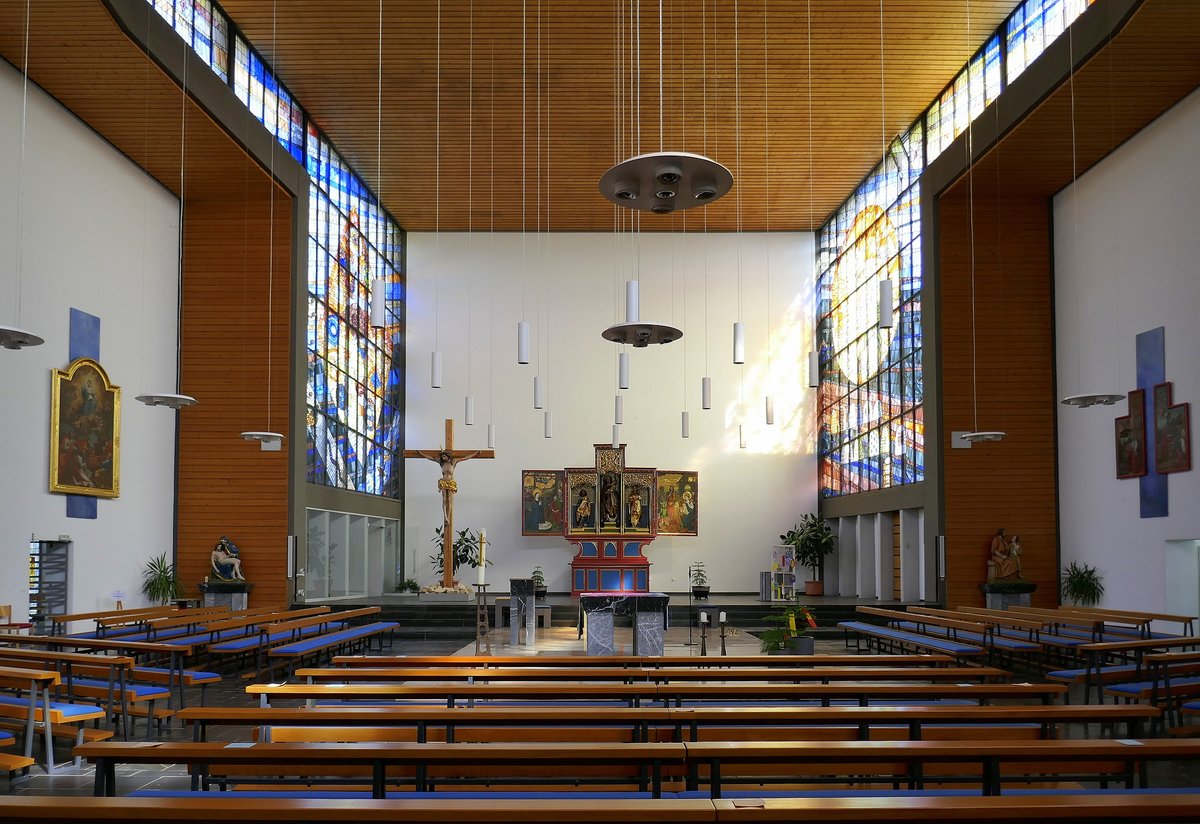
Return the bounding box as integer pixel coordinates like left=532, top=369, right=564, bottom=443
left=808, top=351, right=820, bottom=388
left=733, top=322, right=745, bottom=364
left=464, top=395, right=475, bottom=425
left=517, top=321, right=530, bottom=364
left=487, top=423, right=496, bottom=449
left=738, top=424, right=746, bottom=449
left=618, top=352, right=630, bottom=390
left=612, top=424, right=620, bottom=448
left=878, top=279, right=894, bottom=328
left=625, top=280, right=640, bottom=323
left=533, top=375, right=544, bottom=409
left=681, top=410, right=690, bottom=438
left=430, top=351, right=443, bottom=388
left=370, top=278, right=387, bottom=327
left=765, top=396, right=774, bottom=425
left=702, top=377, right=712, bottom=410
left=544, top=411, right=553, bottom=438
left=614, top=394, right=624, bottom=425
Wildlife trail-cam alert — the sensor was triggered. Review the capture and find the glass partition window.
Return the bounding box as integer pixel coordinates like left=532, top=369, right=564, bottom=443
left=304, top=509, right=400, bottom=600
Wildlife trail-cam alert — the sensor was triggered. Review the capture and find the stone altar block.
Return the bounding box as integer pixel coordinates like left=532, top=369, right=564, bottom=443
left=578, top=592, right=669, bottom=656
left=509, top=578, right=537, bottom=647
left=199, top=580, right=253, bottom=611
left=981, top=581, right=1037, bottom=611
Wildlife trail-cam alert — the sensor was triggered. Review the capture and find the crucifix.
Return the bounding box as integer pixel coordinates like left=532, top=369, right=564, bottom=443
left=404, top=419, right=495, bottom=588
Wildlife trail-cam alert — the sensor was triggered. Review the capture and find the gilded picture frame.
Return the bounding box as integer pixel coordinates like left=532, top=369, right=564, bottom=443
left=521, top=469, right=565, bottom=536
left=655, top=470, right=698, bottom=535
left=50, top=357, right=121, bottom=498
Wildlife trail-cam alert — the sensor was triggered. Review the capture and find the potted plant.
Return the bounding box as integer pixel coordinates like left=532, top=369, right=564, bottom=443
left=690, top=561, right=710, bottom=600
left=1060, top=561, right=1105, bottom=607
left=394, top=578, right=420, bottom=596
left=427, top=526, right=488, bottom=583
left=531, top=566, right=548, bottom=600
left=782, top=514, right=837, bottom=596
left=141, top=553, right=184, bottom=606
left=759, top=603, right=816, bottom=654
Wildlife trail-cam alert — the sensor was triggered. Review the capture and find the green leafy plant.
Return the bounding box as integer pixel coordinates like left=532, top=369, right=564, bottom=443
left=141, top=553, right=184, bottom=606
left=782, top=514, right=837, bottom=581
left=395, top=578, right=419, bottom=593
left=428, top=526, right=489, bottom=580
left=1060, top=561, right=1105, bottom=607
left=758, top=603, right=815, bottom=653
left=690, top=561, right=708, bottom=587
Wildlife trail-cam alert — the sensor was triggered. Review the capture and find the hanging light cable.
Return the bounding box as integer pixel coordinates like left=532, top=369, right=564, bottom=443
left=369, top=0, right=388, bottom=330
left=700, top=0, right=712, bottom=409
left=242, top=0, right=284, bottom=449
left=0, top=0, right=44, bottom=350
left=959, top=0, right=1004, bottom=444
left=762, top=0, right=774, bottom=425
left=805, top=0, right=820, bottom=389
left=430, top=0, right=444, bottom=388
left=487, top=36, right=497, bottom=449
left=732, top=0, right=745, bottom=366
left=464, top=0, right=475, bottom=424
left=517, top=0, right=531, bottom=365
left=137, top=13, right=196, bottom=409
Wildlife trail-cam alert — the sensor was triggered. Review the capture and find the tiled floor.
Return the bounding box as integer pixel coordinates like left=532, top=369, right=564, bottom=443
left=5, top=628, right=1200, bottom=796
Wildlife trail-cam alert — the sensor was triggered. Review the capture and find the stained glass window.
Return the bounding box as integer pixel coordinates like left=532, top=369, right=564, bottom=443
left=151, top=0, right=230, bottom=81
left=817, top=125, right=924, bottom=498
left=1006, top=0, right=1095, bottom=84
left=306, top=124, right=404, bottom=497
left=926, top=34, right=1002, bottom=164
left=233, top=38, right=305, bottom=163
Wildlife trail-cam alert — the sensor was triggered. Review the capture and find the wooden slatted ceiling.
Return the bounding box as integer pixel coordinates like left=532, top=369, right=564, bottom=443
left=217, top=0, right=1020, bottom=232
left=0, top=0, right=294, bottom=608
left=934, top=0, right=1200, bottom=608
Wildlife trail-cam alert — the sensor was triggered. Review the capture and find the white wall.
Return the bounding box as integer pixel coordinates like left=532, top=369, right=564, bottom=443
left=406, top=231, right=818, bottom=594
left=0, top=63, right=181, bottom=623
left=1054, top=86, right=1200, bottom=612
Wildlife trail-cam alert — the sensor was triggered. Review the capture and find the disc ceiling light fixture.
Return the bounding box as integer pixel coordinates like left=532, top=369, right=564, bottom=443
left=601, top=0, right=688, bottom=349
left=599, top=0, right=732, bottom=216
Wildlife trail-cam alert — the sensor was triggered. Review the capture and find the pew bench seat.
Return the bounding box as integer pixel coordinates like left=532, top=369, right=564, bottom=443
left=838, top=622, right=984, bottom=659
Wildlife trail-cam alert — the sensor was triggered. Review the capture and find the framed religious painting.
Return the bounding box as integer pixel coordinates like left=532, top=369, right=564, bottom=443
left=521, top=470, right=565, bottom=536
left=655, top=471, right=698, bottom=536
left=1114, top=388, right=1147, bottom=479
left=621, top=470, right=655, bottom=535
left=50, top=357, right=121, bottom=498
left=1153, top=382, right=1192, bottom=473
left=565, top=471, right=598, bottom=534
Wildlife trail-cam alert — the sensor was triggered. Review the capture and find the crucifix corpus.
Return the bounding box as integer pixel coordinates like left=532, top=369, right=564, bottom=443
left=404, top=419, right=495, bottom=588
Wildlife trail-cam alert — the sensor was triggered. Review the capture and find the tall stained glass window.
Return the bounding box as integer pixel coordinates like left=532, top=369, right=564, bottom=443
left=816, top=125, right=925, bottom=498
left=1006, top=0, right=1095, bottom=84
left=305, top=125, right=404, bottom=497
left=144, top=0, right=406, bottom=500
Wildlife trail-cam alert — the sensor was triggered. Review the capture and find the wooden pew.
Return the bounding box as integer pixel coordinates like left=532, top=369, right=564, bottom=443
left=264, top=608, right=396, bottom=679
left=332, top=653, right=959, bottom=669
left=246, top=681, right=1068, bottom=709
left=683, top=738, right=1200, bottom=797
left=76, top=740, right=688, bottom=798
left=0, top=797, right=718, bottom=823
left=0, top=647, right=136, bottom=738
left=0, top=665, right=58, bottom=773
left=51, top=607, right=176, bottom=638
left=293, top=665, right=1010, bottom=685
left=177, top=702, right=1159, bottom=745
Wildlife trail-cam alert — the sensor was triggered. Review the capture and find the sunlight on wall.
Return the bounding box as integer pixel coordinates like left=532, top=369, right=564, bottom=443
left=723, top=292, right=810, bottom=456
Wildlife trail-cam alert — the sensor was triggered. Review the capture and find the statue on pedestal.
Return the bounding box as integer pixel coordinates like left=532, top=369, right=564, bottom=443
left=210, top=536, right=245, bottom=582
left=986, top=528, right=1023, bottom=582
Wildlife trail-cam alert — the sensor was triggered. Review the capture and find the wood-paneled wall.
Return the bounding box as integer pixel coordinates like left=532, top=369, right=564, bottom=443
left=176, top=187, right=294, bottom=608
left=937, top=186, right=1058, bottom=609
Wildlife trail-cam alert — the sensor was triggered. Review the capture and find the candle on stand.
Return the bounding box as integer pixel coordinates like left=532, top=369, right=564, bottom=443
left=477, top=529, right=487, bottom=586
left=699, top=612, right=709, bottom=624
left=719, top=611, right=727, bottom=624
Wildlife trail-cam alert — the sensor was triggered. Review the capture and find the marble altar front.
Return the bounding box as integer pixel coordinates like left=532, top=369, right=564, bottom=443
left=577, top=592, right=669, bottom=656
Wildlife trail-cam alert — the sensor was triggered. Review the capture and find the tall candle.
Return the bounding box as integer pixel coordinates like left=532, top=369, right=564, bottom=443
left=719, top=611, right=727, bottom=624
left=477, top=529, right=487, bottom=586
left=699, top=612, right=709, bottom=624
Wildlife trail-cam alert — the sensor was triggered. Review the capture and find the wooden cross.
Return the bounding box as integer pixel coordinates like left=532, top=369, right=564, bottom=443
left=404, top=419, right=495, bottom=589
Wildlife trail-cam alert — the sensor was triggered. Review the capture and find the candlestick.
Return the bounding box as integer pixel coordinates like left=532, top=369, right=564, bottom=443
left=477, top=529, right=487, bottom=586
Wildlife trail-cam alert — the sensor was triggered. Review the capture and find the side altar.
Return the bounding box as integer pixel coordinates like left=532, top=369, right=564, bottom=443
left=525, top=443, right=695, bottom=596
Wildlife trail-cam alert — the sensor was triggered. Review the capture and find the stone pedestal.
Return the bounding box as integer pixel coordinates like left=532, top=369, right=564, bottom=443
left=509, top=578, right=537, bottom=647
left=585, top=611, right=616, bottom=656
left=199, top=581, right=253, bottom=611
left=634, top=610, right=665, bottom=656
left=981, top=581, right=1037, bottom=611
